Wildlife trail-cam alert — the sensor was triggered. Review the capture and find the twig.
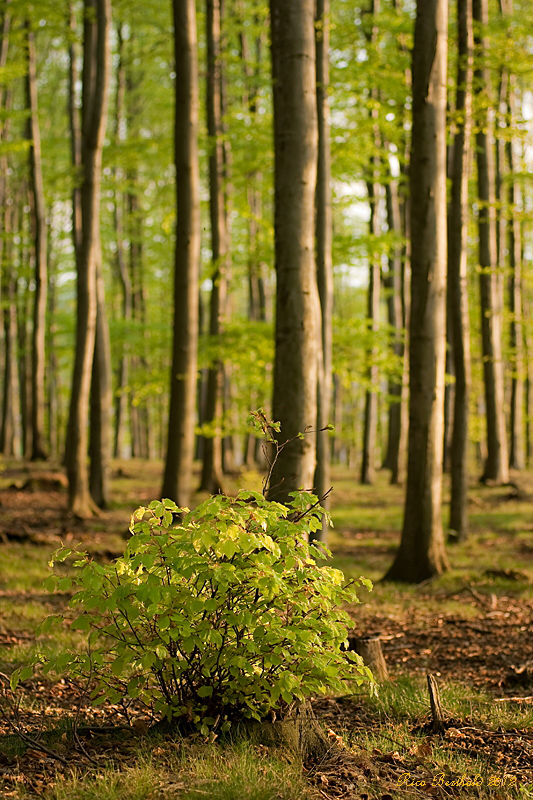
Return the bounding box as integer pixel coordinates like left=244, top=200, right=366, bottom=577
left=72, top=658, right=99, bottom=765
left=0, top=701, right=69, bottom=766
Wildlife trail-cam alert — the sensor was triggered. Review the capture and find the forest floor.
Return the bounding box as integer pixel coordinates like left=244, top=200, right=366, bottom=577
left=0, top=459, right=532, bottom=799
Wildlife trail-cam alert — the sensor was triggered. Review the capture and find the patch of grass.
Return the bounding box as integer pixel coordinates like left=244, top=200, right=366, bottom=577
left=0, top=544, right=53, bottom=592
left=42, top=742, right=310, bottom=800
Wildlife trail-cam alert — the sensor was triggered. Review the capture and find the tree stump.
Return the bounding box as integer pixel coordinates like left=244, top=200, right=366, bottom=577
left=345, top=634, right=389, bottom=682
left=427, top=673, right=445, bottom=733
left=236, top=703, right=333, bottom=762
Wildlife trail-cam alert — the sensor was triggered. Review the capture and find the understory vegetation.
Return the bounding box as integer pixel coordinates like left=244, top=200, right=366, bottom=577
left=0, top=461, right=532, bottom=798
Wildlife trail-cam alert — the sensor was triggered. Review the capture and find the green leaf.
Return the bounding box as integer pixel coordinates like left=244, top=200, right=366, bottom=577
left=197, top=685, right=213, bottom=698
left=70, top=615, right=91, bottom=632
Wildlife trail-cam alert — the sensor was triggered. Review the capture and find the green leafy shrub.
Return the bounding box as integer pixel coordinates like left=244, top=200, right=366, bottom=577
left=13, top=490, right=373, bottom=733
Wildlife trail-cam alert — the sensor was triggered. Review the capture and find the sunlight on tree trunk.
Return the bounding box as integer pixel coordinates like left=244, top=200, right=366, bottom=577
left=312, top=0, right=333, bottom=543
left=384, top=0, right=449, bottom=583
left=65, top=0, right=111, bottom=517
left=268, top=0, right=319, bottom=505
left=473, top=0, right=509, bottom=485
left=161, top=0, right=201, bottom=507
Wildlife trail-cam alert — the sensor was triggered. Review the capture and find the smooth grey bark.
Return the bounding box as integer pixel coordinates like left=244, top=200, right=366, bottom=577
left=524, top=295, right=533, bottom=466
left=89, top=263, right=113, bottom=507
left=473, top=0, right=509, bottom=484
left=65, top=0, right=111, bottom=517
left=1, top=204, right=21, bottom=458
left=360, top=0, right=381, bottom=487
left=25, top=24, right=48, bottom=461
left=112, top=24, right=132, bottom=459
left=47, top=273, right=59, bottom=458
left=268, top=0, right=319, bottom=504
left=18, top=227, right=33, bottom=459
left=506, top=74, right=525, bottom=470
left=127, top=182, right=150, bottom=460
left=312, top=0, right=333, bottom=542
left=68, top=3, right=82, bottom=263
left=382, top=176, right=403, bottom=480
left=199, top=0, right=227, bottom=494
left=161, top=0, right=200, bottom=506
left=238, top=10, right=267, bottom=467
left=330, top=373, right=343, bottom=464
left=384, top=0, right=449, bottom=582
left=448, top=0, right=473, bottom=541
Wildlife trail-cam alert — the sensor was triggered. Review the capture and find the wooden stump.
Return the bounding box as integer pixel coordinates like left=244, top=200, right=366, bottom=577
left=427, top=673, right=445, bottom=733
left=237, top=703, right=332, bottom=762
left=345, top=634, right=389, bottom=682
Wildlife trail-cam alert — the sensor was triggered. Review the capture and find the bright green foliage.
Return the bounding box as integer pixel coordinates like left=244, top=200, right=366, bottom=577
left=12, top=492, right=373, bottom=733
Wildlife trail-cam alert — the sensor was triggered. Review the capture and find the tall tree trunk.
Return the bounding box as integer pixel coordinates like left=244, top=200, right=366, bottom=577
left=361, top=0, right=381, bottom=486
left=268, top=0, right=318, bottom=504
left=113, top=24, right=132, bottom=459
left=382, top=176, right=403, bottom=479
left=238, top=8, right=267, bottom=468
left=448, top=0, right=473, bottom=541
left=18, top=219, right=33, bottom=460
left=506, top=74, right=525, bottom=470
left=25, top=24, right=48, bottom=460
left=89, top=265, right=113, bottom=507
left=473, top=0, right=509, bottom=484
left=312, top=0, right=333, bottom=542
left=199, top=0, right=227, bottom=494
left=384, top=0, right=449, bottom=583
left=65, top=0, right=111, bottom=517
left=47, top=272, right=59, bottom=458
left=1, top=203, right=21, bottom=458
left=127, top=181, right=148, bottom=459
left=68, top=2, right=82, bottom=263
left=161, top=0, right=200, bottom=506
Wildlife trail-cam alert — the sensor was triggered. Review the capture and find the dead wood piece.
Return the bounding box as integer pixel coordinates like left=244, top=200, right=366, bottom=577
left=345, top=634, right=389, bottom=682
left=427, top=673, right=445, bottom=734
left=484, top=568, right=529, bottom=583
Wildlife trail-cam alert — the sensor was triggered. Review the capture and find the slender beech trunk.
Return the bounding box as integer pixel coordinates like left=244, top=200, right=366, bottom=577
left=113, top=25, right=132, bottom=459
left=388, top=0, right=410, bottom=487
left=312, top=0, right=333, bottom=542
left=384, top=0, right=449, bottom=583
left=448, top=0, right=473, bottom=540
left=473, top=0, right=509, bottom=484
left=268, top=0, right=318, bottom=504
left=382, top=174, right=404, bottom=481
left=161, top=0, right=200, bottom=506
left=18, top=218, right=33, bottom=459
left=524, top=295, right=533, bottom=466
left=89, top=265, right=113, bottom=507
left=0, top=5, right=12, bottom=453
left=127, top=181, right=149, bottom=459
left=239, top=10, right=266, bottom=467
left=331, top=373, right=343, bottom=463
left=47, top=274, right=59, bottom=458
left=25, top=25, right=48, bottom=460
left=200, top=0, right=226, bottom=493
left=507, top=74, right=525, bottom=470
left=361, top=0, right=381, bottom=486
left=68, top=2, right=82, bottom=262
left=65, top=0, right=111, bottom=517
left=1, top=204, right=21, bottom=457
